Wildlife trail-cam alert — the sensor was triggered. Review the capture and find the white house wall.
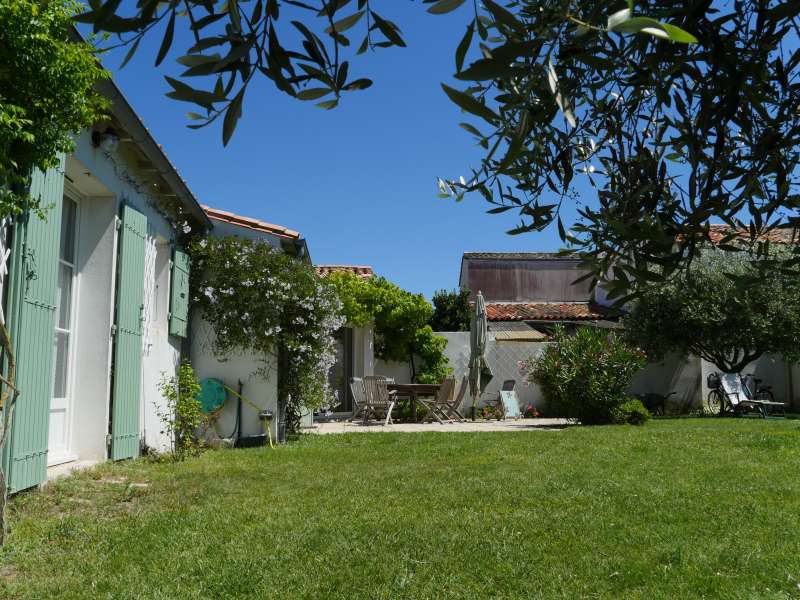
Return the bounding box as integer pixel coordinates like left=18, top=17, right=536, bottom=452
left=208, top=219, right=284, bottom=247
left=49, top=131, right=185, bottom=472
left=352, top=326, right=374, bottom=378
left=630, top=353, right=702, bottom=412
left=191, top=315, right=279, bottom=441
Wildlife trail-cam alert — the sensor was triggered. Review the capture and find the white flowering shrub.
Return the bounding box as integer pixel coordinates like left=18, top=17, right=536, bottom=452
left=188, top=236, right=344, bottom=433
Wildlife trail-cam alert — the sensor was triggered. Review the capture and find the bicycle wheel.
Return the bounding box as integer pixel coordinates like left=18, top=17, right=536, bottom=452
left=707, top=389, right=725, bottom=416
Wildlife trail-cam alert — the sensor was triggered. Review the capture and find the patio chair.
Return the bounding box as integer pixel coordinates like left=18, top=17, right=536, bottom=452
left=492, top=379, right=521, bottom=420
left=713, top=372, right=787, bottom=418
left=419, top=377, right=456, bottom=423
left=440, top=376, right=468, bottom=422
left=361, top=375, right=397, bottom=425
left=349, top=377, right=367, bottom=422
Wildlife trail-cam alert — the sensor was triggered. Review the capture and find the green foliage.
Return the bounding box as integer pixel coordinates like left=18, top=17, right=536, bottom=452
left=0, top=0, right=107, bottom=216
left=521, top=326, right=646, bottom=425
left=434, top=1, right=800, bottom=296
left=477, top=403, right=501, bottom=420
left=392, top=399, right=429, bottom=423
left=414, top=325, right=450, bottom=384
left=155, top=362, right=204, bottom=460
left=611, top=398, right=651, bottom=426
left=624, top=250, right=800, bottom=374
left=429, top=288, right=470, bottom=332
left=76, top=0, right=405, bottom=146
left=71, top=0, right=800, bottom=296
left=327, top=272, right=451, bottom=383
left=188, top=236, right=344, bottom=431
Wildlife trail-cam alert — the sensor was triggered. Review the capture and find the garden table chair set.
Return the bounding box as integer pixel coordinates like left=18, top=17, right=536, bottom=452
left=348, top=375, right=470, bottom=425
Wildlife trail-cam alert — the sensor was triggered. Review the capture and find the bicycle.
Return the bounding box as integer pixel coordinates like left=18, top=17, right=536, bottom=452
left=706, top=371, right=786, bottom=418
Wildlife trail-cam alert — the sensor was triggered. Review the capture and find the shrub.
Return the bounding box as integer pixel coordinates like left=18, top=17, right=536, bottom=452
left=612, top=399, right=651, bottom=425
left=520, top=326, right=646, bottom=425
left=523, top=403, right=541, bottom=418
left=393, top=401, right=429, bottom=423
left=478, top=404, right=500, bottom=420
left=327, top=272, right=451, bottom=383
left=156, top=362, right=204, bottom=460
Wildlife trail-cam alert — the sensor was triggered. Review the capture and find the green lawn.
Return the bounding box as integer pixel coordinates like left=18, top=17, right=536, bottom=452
left=2, top=420, right=800, bottom=599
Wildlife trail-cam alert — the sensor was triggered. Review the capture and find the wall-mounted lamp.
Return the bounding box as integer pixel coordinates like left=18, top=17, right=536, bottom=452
left=91, top=128, right=120, bottom=152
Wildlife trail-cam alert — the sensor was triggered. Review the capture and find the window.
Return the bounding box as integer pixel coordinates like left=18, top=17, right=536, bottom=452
left=53, top=196, right=77, bottom=400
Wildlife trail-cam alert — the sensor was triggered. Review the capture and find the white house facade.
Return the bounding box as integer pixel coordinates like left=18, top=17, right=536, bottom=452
left=1, top=76, right=210, bottom=493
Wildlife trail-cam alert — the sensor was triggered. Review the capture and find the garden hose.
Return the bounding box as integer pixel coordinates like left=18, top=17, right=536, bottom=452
left=222, top=384, right=274, bottom=449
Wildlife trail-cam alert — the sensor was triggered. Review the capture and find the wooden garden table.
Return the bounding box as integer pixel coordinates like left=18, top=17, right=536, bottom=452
left=386, top=383, right=440, bottom=423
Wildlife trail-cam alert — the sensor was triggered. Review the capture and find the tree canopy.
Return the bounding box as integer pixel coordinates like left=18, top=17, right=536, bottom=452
left=624, top=249, right=800, bottom=373
left=326, top=271, right=450, bottom=383
left=1, top=0, right=106, bottom=216
left=77, top=0, right=800, bottom=293
left=429, top=288, right=470, bottom=332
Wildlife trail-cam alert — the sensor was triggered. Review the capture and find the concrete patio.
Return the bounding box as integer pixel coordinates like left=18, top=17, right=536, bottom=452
left=307, top=418, right=570, bottom=434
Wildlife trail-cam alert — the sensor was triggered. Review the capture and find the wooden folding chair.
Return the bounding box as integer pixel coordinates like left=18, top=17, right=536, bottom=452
left=362, top=375, right=396, bottom=425
left=349, top=377, right=366, bottom=422
left=419, top=377, right=456, bottom=423
left=441, top=376, right=468, bottom=422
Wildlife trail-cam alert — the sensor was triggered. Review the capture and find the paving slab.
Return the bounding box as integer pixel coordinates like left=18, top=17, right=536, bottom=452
left=307, top=418, right=569, bottom=435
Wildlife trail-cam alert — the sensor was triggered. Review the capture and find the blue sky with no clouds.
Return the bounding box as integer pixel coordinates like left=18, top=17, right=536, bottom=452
left=91, top=3, right=592, bottom=298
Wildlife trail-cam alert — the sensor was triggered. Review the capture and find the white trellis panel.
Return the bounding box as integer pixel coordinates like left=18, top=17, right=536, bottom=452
left=140, top=233, right=158, bottom=357
left=0, top=217, right=11, bottom=325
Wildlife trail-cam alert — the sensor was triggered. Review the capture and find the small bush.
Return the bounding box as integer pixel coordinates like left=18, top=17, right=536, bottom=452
left=478, top=404, right=501, bottom=420
left=394, top=401, right=429, bottom=422
left=156, top=362, right=204, bottom=460
left=612, top=399, right=651, bottom=425
left=520, top=326, right=646, bottom=425
left=523, top=403, right=541, bottom=418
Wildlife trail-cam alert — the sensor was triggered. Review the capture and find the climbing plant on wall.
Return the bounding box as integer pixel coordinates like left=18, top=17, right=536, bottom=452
left=326, top=271, right=451, bottom=383
left=0, top=0, right=107, bottom=216
left=188, top=236, right=344, bottom=434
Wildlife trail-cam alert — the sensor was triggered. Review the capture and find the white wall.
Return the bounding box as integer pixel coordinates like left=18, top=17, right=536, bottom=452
left=433, top=331, right=548, bottom=411
left=630, top=353, right=702, bottom=412
left=697, top=353, right=793, bottom=407
left=352, top=326, right=374, bottom=378
left=54, top=131, right=185, bottom=468
left=433, top=331, right=796, bottom=415
left=191, top=315, right=279, bottom=441
left=373, top=358, right=413, bottom=383
left=207, top=219, right=284, bottom=247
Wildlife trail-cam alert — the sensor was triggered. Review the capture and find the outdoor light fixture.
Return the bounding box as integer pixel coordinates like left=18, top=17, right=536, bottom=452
left=91, top=128, right=120, bottom=152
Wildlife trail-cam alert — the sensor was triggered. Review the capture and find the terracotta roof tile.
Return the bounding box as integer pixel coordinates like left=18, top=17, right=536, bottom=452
left=203, top=205, right=301, bottom=239
left=485, top=302, right=609, bottom=321
left=316, top=265, right=374, bottom=278
left=704, top=224, right=799, bottom=245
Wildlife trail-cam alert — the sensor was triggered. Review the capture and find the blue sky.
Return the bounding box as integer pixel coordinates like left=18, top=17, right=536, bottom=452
left=96, top=3, right=586, bottom=298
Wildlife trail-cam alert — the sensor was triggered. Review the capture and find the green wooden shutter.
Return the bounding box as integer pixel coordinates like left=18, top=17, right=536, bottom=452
left=110, top=204, right=147, bottom=461
left=168, top=248, right=190, bottom=338
left=3, top=160, right=65, bottom=492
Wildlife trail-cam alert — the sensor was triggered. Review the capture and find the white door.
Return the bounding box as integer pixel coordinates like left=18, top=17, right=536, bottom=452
left=48, top=195, right=78, bottom=465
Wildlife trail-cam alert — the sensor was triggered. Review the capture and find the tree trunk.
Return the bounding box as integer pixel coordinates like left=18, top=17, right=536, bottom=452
left=0, top=320, right=18, bottom=547
left=276, top=344, right=289, bottom=443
